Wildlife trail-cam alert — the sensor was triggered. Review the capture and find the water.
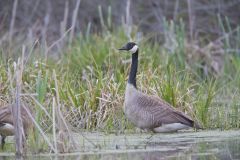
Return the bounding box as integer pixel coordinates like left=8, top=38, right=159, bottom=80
left=0, top=130, right=239, bottom=160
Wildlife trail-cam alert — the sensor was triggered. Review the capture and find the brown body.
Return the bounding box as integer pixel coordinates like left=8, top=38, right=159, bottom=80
left=0, top=104, right=33, bottom=148
left=124, top=83, right=201, bottom=132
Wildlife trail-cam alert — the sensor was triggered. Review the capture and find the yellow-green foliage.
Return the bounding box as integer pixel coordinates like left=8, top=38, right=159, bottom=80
left=0, top=28, right=240, bottom=135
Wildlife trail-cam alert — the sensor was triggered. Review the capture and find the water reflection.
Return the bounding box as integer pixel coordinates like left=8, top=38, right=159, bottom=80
left=0, top=131, right=239, bottom=160
left=0, top=139, right=239, bottom=160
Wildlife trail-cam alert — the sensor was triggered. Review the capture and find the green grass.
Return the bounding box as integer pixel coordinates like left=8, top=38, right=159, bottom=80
left=0, top=25, right=240, bottom=153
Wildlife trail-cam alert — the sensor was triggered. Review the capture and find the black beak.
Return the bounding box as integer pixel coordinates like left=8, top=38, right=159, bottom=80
left=118, top=45, right=128, bottom=51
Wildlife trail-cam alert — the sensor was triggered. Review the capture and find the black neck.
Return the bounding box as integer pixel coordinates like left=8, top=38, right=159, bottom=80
left=128, top=50, right=138, bottom=88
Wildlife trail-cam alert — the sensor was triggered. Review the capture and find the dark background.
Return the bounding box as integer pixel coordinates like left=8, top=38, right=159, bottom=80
left=0, top=0, right=240, bottom=45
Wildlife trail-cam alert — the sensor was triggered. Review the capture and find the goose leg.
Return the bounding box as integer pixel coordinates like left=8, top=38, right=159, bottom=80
left=120, top=116, right=127, bottom=134
left=1, top=135, right=6, bottom=149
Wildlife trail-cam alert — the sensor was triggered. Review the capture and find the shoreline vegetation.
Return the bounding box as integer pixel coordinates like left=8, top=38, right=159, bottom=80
left=0, top=0, right=240, bottom=155
left=0, top=26, right=240, bottom=153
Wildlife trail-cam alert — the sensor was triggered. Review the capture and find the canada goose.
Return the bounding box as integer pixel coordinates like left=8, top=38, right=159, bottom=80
left=0, top=104, right=33, bottom=149
left=119, top=42, right=201, bottom=132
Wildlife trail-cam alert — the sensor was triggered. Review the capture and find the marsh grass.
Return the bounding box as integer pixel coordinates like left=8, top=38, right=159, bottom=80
left=0, top=22, right=240, bottom=153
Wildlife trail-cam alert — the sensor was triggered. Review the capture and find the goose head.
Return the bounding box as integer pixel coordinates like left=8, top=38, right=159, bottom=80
left=119, top=42, right=138, bottom=54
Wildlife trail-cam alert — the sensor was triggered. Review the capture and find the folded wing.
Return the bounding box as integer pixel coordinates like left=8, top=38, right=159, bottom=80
left=136, top=93, right=195, bottom=128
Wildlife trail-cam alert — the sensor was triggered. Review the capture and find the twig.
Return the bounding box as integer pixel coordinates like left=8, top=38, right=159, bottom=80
left=187, top=0, right=194, bottom=41
left=69, top=0, right=81, bottom=44
left=9, top=0, right=18, bottom=42
left=53, top=70, right=77, bottom=150
left=173, top=0, right=179, bottom=21
left=98, top=5, right=105, bottom=30
left=151, top=1, right=164, bottom=30
left=45, top=27, right=72, bottom=56
left=203, top=26, right=240, bottom=50
left=12, top=48, right=25, bottom=156
left=25, top=93, right=53, bottom=121
left=21, top=103, right=57, bottom=153
left=60, top=1, right=69, bottom=47
left=52, top=97, right=58, bottom=153
left=125, top=0, right=132, bottom=41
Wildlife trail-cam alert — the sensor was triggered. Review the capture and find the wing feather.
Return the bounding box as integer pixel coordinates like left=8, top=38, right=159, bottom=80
left=136, top=93, right=194, bottom=128
left=0, top=106, right=12, bottom=123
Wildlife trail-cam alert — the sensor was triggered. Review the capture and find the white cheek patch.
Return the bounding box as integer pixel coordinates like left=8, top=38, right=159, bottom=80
left=129, top=45, right=138, bottom=53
